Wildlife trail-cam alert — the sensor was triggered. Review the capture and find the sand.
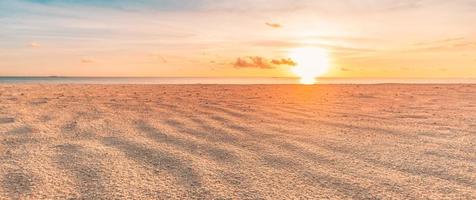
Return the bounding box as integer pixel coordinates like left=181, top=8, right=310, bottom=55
left=0, top=84, right=475, bottom=199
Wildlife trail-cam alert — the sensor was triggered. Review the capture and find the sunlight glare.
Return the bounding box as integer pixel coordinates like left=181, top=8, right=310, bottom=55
left=289, top=47, right=330, bottom=84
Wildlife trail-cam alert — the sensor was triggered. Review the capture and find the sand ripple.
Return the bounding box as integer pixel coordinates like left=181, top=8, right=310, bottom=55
left=0, top=84, right=475, bottom=199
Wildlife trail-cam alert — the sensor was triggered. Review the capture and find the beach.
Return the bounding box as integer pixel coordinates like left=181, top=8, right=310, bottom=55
left=0, top=84, right=475, bottom=199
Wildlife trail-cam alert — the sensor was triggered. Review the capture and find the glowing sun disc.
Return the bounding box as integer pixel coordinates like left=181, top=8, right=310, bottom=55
left=289, top=47, right=330, bottom=84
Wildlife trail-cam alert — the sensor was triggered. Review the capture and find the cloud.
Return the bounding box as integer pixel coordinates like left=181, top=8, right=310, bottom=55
left=29, top=42, right=40, bottom=48
left=233, top=56, right=295, bottom=69
left=157, top=55, right=167, bottom=63
left=384, top=0, right=423, bottom=11
left=81, top=58, right=94, bottom=64
left=265, top=22, right=282, bottom=28
left=271, top=58, right=296, bottom=66
left=24, top=0, right=203, bottom=11
left=251, top=40, right=377, bottom=53
left=413, top=37, right=464, bottom=46
left=452, top=42, right=476, bottom=48
left=405, top=40, right=476, bottom=52
left=252, top=40, right=298, bottom=48
left=234, top=57, right=273, bottom=69
left=340, top=67, right=351, bottom=71
left=305, top=35, right=383, bottom=43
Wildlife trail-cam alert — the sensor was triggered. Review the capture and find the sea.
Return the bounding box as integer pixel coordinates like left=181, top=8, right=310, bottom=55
left=0, top=77, right=475, bottom=84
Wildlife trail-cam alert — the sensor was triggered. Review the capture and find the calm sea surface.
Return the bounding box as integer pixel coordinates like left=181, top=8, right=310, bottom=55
left=0, top=77, right=475, bottom=84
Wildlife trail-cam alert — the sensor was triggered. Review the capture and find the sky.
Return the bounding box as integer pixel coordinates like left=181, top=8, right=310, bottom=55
left=1, top=0, right=476, bottom=78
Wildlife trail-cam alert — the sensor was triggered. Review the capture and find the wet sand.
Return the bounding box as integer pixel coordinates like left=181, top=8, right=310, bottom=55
left=0, top=84, right=475, bottom=199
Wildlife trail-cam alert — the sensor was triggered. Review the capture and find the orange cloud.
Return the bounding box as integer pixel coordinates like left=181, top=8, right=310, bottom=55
left=265, top=22, right=282, bottom=28
left=233, top=57, right=295, bottom=69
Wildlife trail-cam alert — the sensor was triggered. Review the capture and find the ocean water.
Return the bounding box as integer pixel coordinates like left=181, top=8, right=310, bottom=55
left=0, top=77, right=475, bottom=84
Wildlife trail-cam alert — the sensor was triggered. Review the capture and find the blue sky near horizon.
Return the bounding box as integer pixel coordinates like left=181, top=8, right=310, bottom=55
left=1, top=0, right=476, bottom=78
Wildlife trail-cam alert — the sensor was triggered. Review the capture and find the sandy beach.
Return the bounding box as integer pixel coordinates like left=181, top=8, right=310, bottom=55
left=0, top=84, right=475, bottom=199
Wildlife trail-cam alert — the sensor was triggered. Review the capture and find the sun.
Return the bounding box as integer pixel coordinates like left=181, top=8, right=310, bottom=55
left=289, top=47, right=330, bottom=84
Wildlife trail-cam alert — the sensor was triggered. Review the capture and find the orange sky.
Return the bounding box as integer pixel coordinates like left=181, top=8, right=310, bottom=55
left=1, top=0, right=476, bottom=78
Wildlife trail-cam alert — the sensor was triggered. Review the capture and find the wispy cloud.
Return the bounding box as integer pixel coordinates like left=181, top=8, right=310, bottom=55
left=81, top=57, right=94, bottom=64
left=29, top=42, right=41, bottom=48
left=157, top=55, right=168, bottom=63
left=404, top=39, right=476, bottom=52
left=265, top=22, right=282, bottom=28
left=233, top=56, right=295, bottom=69
left=340, top=67, right=351, bottom=71
left=251, top=40, right=377, bottom=53
left=23, top=0, right=204, bottom=11
left=413, top=37, right=465, bottom=46
left=21, top=0, right=462, bottom=13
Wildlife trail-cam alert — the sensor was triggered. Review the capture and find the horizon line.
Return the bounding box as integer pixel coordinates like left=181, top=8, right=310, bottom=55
left=1, top=76, right=476, bottom=80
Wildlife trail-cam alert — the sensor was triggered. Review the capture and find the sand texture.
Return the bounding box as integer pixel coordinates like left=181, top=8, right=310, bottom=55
left=0, top=84, right=475, bottom=199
